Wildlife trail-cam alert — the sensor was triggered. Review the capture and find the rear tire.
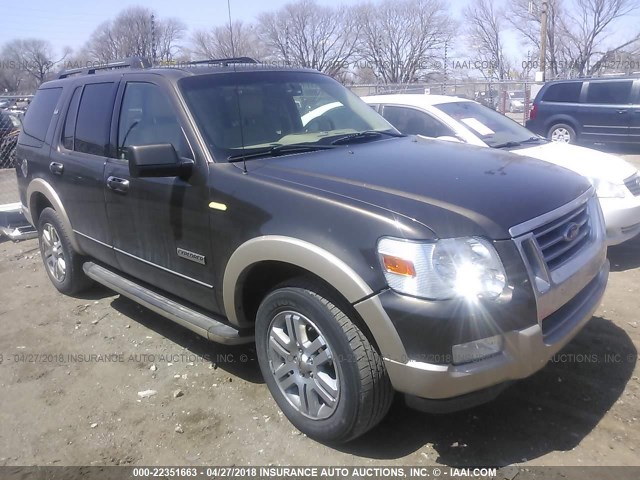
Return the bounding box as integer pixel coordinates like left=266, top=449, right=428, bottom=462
left=255, top=279, right=393, bottom=443
left=37, top=207, right=92, bottom=295
left=548, top=123, right=576, bottom=144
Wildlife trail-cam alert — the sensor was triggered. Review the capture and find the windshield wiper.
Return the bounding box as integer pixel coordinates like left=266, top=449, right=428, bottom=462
left=330, top=130, right=405, bottom=145
left=492, top=141, right=523, bottom=149
left=228, top=143, right=336, bottom=162
left=520, top=136, right=546, bottom=144
left=493, top=136, right=546, bottom=149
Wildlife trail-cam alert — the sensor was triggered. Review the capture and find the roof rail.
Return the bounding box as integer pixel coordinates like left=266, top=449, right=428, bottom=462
left=58, top=57, right=151, bottom=79
left=178, top=57, right=258, bottom=67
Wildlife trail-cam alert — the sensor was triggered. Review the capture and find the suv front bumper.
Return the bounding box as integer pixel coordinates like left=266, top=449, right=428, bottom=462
left=383, top=261, right=607, bottom=405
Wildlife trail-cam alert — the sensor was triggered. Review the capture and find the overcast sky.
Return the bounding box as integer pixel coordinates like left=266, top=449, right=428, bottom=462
left=1, top=0, right=638, bottom=66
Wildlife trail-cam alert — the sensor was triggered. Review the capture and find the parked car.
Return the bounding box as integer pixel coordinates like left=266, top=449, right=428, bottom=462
left=474, top=89, right=499, bottom=110
left=0, top=110, right=20, bottom=140
left=526, top=77, right=640, bottom=145
left=507, top=90, right=527, bottom=113
left=363, top=94, right=640, bottom=245
left=17, top=58, right=608, bottom=442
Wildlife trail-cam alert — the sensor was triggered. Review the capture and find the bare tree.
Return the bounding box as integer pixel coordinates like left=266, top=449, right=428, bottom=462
left=509, top=0, right=640, bottom=78
left=86, top=7, right=185, bottom=63
left=562, top=0, right=640, bottom=75
left=507, top=0, right=565, bottom=78
left=257, top=0, right=361, bottom=77
left=356, top=0, right=455, bottom=84
left=464, top=0, right=509, bottom=80
left=156, top=18, right=187, bottom=62
left=191, top=21, right=266, bottom=60
left=2, top=39, right=68, bottom=86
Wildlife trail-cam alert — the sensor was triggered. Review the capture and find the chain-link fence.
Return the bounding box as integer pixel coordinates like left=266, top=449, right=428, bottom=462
left=351, top=80, right=544, bottom=126
left=1, top=95, right=31, bottom=171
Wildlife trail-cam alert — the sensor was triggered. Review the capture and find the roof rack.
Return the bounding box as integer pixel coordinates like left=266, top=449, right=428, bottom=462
left=178, top=57, right=258, bottom=67
left=58, top=57, right=151, bottom=79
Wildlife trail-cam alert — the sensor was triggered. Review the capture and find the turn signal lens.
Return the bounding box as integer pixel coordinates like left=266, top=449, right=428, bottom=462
left=382, top=254, right=416, bottom=277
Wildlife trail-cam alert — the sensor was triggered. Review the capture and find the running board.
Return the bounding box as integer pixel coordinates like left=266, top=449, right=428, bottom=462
left=82, top=262, right=254, bottom=345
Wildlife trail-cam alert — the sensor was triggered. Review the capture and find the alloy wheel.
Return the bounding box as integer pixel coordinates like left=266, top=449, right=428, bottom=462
left=41, top=223, right=66, bottom=283
left=267, top=310, right=340, bottom=420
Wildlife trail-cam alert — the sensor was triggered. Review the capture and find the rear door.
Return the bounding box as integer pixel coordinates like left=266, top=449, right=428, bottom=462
left=49, top=80, right=118, bottom=265
left=103, top=74, right=217, bottom=312
left=581, top=80, right=633, bottom=142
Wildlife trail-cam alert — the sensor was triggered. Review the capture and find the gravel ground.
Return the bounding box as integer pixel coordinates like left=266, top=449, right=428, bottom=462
left=0, top=147, right=639, bottom=468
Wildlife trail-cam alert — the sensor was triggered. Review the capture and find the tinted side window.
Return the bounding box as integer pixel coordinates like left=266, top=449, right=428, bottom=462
left=75, top=83, right=115, bottom=156
left=586, top=81, right=633, bottom=104
left=542, top=82, right=582, bottom=103
left=117, top=82, right=192, bottom=159
left=21, top=87, right=62, bottom=142
left=62, top=87, right=82, bottom=150
left=382, top=106, right=454, bottom=137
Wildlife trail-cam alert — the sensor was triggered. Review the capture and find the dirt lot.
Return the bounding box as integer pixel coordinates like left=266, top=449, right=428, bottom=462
left=0, top=234, right=638, bottom=468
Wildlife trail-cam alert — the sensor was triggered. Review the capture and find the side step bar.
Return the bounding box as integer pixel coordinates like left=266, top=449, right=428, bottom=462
left=83, top=262, right=254, bottom=345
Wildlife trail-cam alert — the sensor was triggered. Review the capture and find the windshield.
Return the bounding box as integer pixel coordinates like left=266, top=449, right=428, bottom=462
left=436, top=101, right=537, bottom=148
left=179, top=71, right=397, bottom=160
left=509, top=91, right=525, bottom=100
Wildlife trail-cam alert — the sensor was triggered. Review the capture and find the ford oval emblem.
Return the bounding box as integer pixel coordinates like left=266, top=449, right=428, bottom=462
left=563, top=222, right=580, bottom=242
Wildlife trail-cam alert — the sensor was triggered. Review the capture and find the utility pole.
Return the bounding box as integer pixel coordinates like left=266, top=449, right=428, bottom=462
left=537, top=0, right=548, bottom=82
left=151, top=14, right=157, bottom=64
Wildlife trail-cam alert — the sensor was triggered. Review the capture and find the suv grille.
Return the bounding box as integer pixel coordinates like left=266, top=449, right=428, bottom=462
left=624, top=173, right=640, bottom=196
left=532, top=203, right=591, bottom=271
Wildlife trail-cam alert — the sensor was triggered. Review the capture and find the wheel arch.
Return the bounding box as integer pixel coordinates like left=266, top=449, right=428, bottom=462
left=26, top=178, right=83, bottom=254
left=223, top=236, right=407, bottom=362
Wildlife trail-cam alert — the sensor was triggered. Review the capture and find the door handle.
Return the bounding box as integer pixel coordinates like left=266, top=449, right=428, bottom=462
left=49, top=162, right=64, bottom=175
left=106, top=176, right=130, bottom=193
left=617, top=109, right=628, bottom=114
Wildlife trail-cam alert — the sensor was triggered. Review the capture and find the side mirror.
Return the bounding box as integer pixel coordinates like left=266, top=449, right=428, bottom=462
left=126, top=144, right=193, bottom=178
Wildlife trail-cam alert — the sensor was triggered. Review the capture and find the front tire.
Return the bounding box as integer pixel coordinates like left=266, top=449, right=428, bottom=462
left=548, top=123, right=576, bottom=144
left=255, top=280, right=393, bottom=443
left=38, top=207, right=92, bottom=295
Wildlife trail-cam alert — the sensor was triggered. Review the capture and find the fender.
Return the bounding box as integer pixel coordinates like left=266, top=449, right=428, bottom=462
left=26, top=178, right=84, bottom=254
left=223, top=235, right=407, bottom=362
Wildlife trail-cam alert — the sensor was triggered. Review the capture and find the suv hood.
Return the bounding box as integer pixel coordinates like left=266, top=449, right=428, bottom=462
left=253, top=137, right=591, bottom=239
left=510, top=142, right=637, bottom=184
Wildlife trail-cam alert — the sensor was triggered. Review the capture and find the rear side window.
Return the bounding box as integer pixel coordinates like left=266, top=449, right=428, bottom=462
left=74, top=82, right=115, bottom=156
left=586, top=81, right=633, bottom=104
left=382, top=105, right=454, bottom=137
left=542, top=82, right=582, bottom=103
left=62, top=87, right=82, bottom=150
left=21, top=87, right=62, bottom=142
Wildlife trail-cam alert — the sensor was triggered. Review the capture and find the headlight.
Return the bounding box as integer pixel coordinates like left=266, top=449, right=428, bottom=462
left=377, top=237, right=507, bottom=301
left=592, top=178, right=626, bottom=199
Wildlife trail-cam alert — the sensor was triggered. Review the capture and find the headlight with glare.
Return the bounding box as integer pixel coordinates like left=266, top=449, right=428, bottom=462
left=377, top=237, right=507, bottom=300
left=592, top=178, right=626, bottom=199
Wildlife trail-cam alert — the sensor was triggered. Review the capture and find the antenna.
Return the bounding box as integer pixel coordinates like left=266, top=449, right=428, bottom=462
left=226, top=0, right=247, bottom=173
left=227, top=0, right=236, bottom=58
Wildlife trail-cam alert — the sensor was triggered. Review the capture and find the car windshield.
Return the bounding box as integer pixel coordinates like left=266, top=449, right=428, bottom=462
left=436, top=101, right=537, bottom=148
left=179, top=71, right=398, bottom=160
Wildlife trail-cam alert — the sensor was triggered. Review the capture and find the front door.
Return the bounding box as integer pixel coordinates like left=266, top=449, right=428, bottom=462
left=104, top=76, right=217, bottom=312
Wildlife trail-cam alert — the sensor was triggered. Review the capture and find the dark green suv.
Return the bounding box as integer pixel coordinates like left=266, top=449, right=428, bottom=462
left=16, top=57, right=609, bottom=442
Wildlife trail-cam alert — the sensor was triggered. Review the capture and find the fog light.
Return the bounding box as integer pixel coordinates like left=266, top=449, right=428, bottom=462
left=452, top=335, right=503, bottom=365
